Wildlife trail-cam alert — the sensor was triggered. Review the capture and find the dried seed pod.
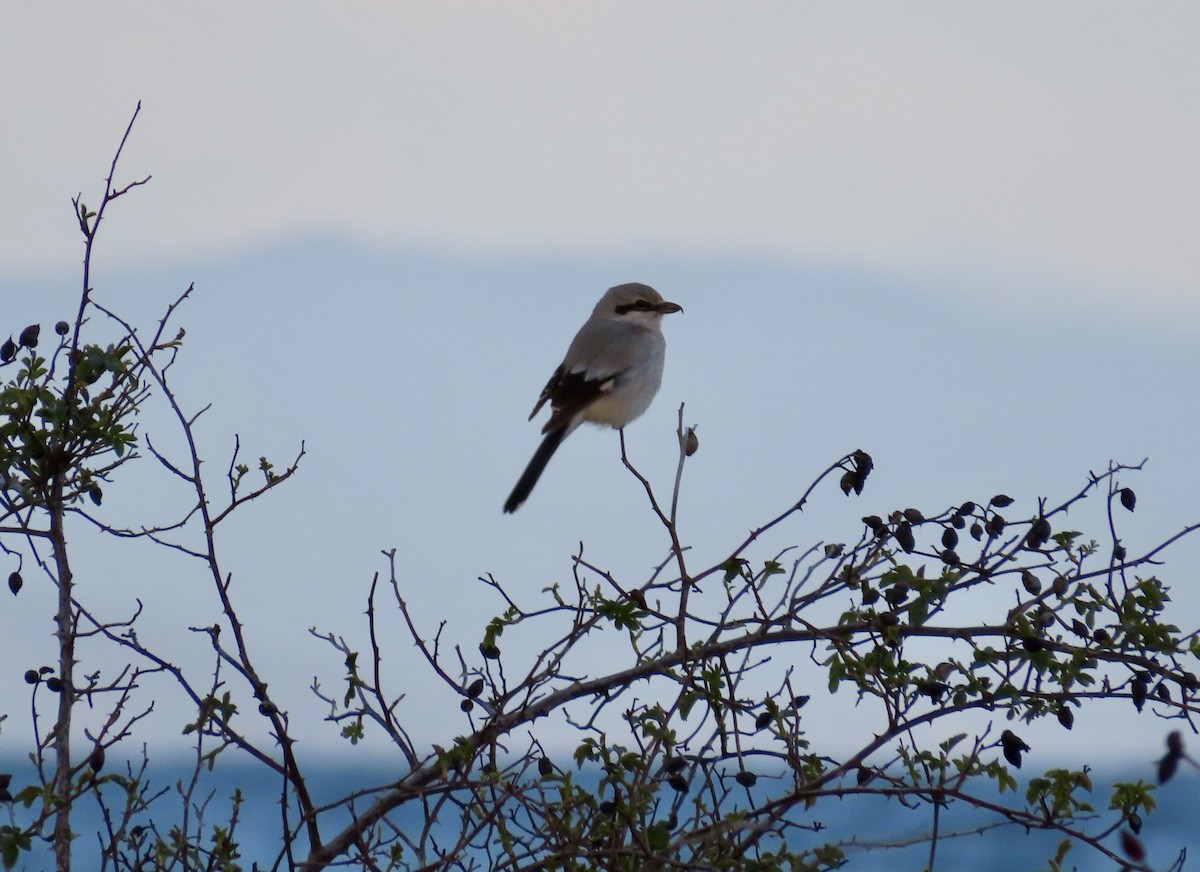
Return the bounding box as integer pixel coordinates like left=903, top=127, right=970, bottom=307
left=990, top=495, right=1013, bottom=508
left=941, top=528, right=958, bottom=550
left=1025, top=517, right=1052, bottom=550
left=840, top=450, right=873, bottom=495
left=918, top=681, right=948, bottom=702
left=683, top=427, right=699, bottom=456
left=1119, top=488, right=1136, bottom=512
left=734, top=770, right=757, bottom=787
left=1120, top=830, right=1146, bottom=864
left=1131, top=675, right=1148, bottom=712
left=1000, top=730, right=1030, bottom=768
left=18, top=324, right=40, bottom=348
left=7, top=572, right=21, bottom=595
left=1021, top=571, right=1041, bottom=596
left=1057, top=706, right=1074, bottom=730
left=1159, top=750, right=1180, bottom=784
left=1166, top=731, right=1184, bottom=756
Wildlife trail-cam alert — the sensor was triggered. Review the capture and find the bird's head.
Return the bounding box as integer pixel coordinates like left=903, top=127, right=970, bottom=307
left=596, top=283, right=683, bottom=326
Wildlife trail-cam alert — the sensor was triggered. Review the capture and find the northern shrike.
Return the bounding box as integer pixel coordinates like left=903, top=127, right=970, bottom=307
left=503, top=283, right=683, bottom=513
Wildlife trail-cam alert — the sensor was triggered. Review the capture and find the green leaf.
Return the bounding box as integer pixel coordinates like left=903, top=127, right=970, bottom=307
left=719, top=558, right=748, bottom=583
left=648, top=820, right=671, bottom=851
left=679, top=692, right=698, bottom=720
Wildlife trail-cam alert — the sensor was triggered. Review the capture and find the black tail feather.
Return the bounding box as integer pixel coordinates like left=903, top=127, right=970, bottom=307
left=503, top=427, right=568, bottom=513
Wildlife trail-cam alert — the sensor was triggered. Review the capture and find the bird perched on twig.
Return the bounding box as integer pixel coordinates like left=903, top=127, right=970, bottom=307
left=503, top=283, right=682, bottom=513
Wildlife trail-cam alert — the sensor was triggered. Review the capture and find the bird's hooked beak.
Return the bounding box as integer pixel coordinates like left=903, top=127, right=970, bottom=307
left=657, top=300, right=683, bottom=315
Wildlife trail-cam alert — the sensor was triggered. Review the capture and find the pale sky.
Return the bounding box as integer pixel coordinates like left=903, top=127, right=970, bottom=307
left=4, top=3, right=1199, bottom=308
left=2, top=3, right=1199, bottom=774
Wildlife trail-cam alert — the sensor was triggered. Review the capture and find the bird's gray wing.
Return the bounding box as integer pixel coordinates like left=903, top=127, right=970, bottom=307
left=528, top=318, right=628, bottom=432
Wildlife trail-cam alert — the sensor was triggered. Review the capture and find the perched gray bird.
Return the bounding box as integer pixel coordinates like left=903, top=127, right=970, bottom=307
left=504, top=283, right=683, bottom=513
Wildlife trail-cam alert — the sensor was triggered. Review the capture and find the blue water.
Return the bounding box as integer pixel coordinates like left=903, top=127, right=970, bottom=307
left=1, top=758, right=1193, bottom=870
